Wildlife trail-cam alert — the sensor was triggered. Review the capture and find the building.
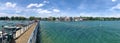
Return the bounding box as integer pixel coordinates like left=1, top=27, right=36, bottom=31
left=74, top=17, right=83, bottom=21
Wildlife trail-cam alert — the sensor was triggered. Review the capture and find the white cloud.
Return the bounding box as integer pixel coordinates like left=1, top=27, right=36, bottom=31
left=53, top=9, right=60, bottom=13
left=0, top=2, right=27, bottom=17
left=15, top=10, right=21, bottom=13
left=26, top=0, right=49, bottom=8
left=43, top=1, right=49, bottom=4
left=36, top=9, right=60, bottom=17
left=5, top=2, right=16, bottom=8
left=36, top=9, right=60, bottom=14
left=37, top=9, right=52, bottom=14
left=0, top=1, right=61, bottom=17
left=27, top=3, right=44, bottom=8
left=111, top=4, right=120, bottom=10
left=39, top=10, right=52, bottom=14
left=112, top=0, right=117, bottom=2
left=27, top=4, right=37, bottom=8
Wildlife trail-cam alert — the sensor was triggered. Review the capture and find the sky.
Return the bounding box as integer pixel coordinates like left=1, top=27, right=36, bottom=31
left=0, top=0, right=120, bottom=17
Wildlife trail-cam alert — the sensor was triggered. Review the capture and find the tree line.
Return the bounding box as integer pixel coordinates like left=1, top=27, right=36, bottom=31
left=80, top=17, right=120, bottom=21
left=0, top=16, right=41, bottom=20
left=0, top=16, right=120, bottom=21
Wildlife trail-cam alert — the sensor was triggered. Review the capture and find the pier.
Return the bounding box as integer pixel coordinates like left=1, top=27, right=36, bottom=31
left=15, top=23, right=37, bottom=43
left=1, top=21, right=40, bottom=43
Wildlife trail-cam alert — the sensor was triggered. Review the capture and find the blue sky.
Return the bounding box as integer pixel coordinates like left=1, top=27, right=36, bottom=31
left=0, top=0, right=120, bottom=17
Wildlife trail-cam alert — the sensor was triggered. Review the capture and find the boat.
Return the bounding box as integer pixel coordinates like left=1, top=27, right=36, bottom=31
left=3, top=25, right=21, bottom=30
left=0, top=31, right=9, bottom=42
left=0, top=31, right=2, bottom=38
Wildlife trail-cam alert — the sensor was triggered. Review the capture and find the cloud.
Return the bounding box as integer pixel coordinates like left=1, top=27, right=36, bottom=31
left=0, top=1, right=60, bottom=17
left=37, top=9, right=52, bottom=14
left=26, top=0, right=49, bottom=8
left=0, top=2, right=30, bottom=17
left=39, top=10, right=52, bottom=14
left=27, top=3, right=44, bottom=8
left=111, top=4, right=120, bottom=10
left=43, top=1, right=49, bottom=4
left=36, top=8, right=61, bottom=14
left=36, top=9, right=52, bottom=17
left=112, top=0, right=117, bottom=2
left=36, top=8, right=61, bottom=17
left=53, top=9, right=60, bottom=13
left=5, top=2, right=16, bottom=8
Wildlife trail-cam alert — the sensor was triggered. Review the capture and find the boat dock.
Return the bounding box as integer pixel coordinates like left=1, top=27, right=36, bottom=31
left=1, top=21, right=40, bottom=43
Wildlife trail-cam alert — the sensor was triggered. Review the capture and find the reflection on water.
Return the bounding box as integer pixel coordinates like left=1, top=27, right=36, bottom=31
left=40, top=21, right=120, bottom=43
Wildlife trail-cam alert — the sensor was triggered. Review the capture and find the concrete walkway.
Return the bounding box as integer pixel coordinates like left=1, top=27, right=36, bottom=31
left=14, top=23, right=37, bottom=43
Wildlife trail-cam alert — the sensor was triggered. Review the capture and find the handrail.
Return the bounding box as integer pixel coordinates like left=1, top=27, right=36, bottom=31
left=15, top=22, right=34, bottom=39
left=0, top=21, right=35, bottom=43
left=27, top=21, right=39, bottom=43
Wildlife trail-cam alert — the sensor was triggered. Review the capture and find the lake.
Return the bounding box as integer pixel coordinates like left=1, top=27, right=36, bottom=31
left=0, top=21, right=30, bottom=30
left=40, top=21, right=120, bottom=43
left=0, top=21, right=120, bottom=43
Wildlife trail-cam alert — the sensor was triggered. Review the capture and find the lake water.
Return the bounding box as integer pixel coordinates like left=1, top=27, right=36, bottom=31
left=0, top=21, right=29, bottom=30
left=0, top=21, right=120, bottom=43
left=40, top=21, right=120, bottom=43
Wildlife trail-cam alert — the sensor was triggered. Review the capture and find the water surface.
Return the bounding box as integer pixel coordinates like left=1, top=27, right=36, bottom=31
left=40, top=21, right=120, bottom=43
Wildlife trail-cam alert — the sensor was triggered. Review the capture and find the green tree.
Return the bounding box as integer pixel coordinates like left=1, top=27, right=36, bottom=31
left=52, top=17, right=56, bottom=21
left=29, top=16, right=36, bottom=20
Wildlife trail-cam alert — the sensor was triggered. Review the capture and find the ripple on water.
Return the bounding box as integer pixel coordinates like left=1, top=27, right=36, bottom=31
left=40, top=21, right=120, bottom=43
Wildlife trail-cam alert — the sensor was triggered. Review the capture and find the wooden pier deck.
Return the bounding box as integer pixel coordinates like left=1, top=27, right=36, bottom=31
left=11, top=23, right=37, bottom=43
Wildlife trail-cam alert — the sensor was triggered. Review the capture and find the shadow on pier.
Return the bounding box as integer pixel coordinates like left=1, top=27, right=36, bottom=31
left=10, top=39, right=16, bottom=43
left=36, top=22, right=41, bottom=43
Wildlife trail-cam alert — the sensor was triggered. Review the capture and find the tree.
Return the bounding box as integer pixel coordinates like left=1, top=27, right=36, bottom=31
left=11, top=16, right=27, bottom=20
left=11, top=16, right=15, bottom=20
left=52, top=17, right=56, bottom=21
left=0, top=16, right=10, bottom=20
left=29, top=16, right=36, bottom=20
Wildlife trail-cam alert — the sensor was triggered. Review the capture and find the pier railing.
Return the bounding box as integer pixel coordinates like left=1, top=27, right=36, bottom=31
left=14, top=22, right=34, bottom=39
left=27, top=21, right=40, bottom=43
left=0, top=21, right=35, bottom=43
